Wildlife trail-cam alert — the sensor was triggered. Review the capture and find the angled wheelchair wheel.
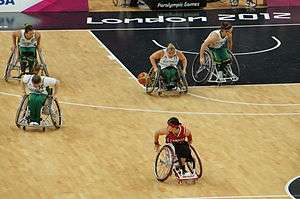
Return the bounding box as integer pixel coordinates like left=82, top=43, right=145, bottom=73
left=145, top=67, right=160, bottom=94
left=4, top=51, right=20, bottom=81
left=15, top=95, right=29, bottom=128
left=154, top=145, right=174, bottom=182
left=186, top=145, right=203, bottom=179
left=227, top=50, right=240, bottom=82
left=37, top=50, right=49, bottom=76
left=4, top=51, right=16, bottom=82
left=192, top=51, right=213, bottom=84
left=49, top=98, right=62, bottom=129
left=177, top=67, right=188, bottom=94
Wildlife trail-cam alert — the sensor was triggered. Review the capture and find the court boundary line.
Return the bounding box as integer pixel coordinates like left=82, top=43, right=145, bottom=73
left=0, top=91, right=299, bottom=116
left=169, top=194, right=289, bottom=199
left=188, top=93, right=300, bottom=106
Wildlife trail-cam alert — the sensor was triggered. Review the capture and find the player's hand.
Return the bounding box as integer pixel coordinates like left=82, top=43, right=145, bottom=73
left=11, top=46, right=16, bottom=52
left=226, top=32, right=232, bottom=39
left=200, top=56, right=205, bottom=65
left=153, top=67, right=158, bottom=72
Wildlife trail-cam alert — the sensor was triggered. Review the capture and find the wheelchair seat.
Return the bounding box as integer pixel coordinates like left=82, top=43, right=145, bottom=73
left=15, top=94, right=62, bottom=132
left=192, top=49, right=240, bottom=85
left=153, top=143, right=203, bottom=183
left=4, top=47, right=49, bottom=82
left=145, top=65, right=188, bottom=95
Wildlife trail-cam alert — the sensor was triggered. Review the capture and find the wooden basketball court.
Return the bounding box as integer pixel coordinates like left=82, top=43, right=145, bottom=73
left=0, top=2, right=299, bottom=198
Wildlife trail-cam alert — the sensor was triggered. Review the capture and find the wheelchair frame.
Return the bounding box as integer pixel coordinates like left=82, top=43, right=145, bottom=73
left=15, top=94, right=62, bottom=132
left=153, top=143, right=203, bottom=183
left=145, top=65, right=188, bottom=95
left=4, top=47, right=49, bottom=82
left=192, top=49, right=240, bottom=85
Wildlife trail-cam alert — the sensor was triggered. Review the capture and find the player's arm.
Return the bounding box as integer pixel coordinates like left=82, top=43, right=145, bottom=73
left=149, top=50, right=163, bottom=72
left=154, top=128, right=168, bottom=146
left=199, top=33, right=218, bottom=64
left=44, top=77, right=60, bottom=99
left=185, top=129, right=193, bottom=145
left=35, top=32, right=41, bottom=49
left=21, top=75, right=29, bottom=95
left=177, top=51, right=187, bottom=74
left=226, top=32, right=233, bottom=51
left=11, top=31, right=19, bottom=51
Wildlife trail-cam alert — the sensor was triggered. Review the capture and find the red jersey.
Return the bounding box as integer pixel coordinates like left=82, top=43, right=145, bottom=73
left=166, top=125, right=187, bottom=143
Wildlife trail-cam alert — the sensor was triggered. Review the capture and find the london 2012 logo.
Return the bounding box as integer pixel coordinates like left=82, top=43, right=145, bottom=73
left=87, top=12, right=291, bottom=25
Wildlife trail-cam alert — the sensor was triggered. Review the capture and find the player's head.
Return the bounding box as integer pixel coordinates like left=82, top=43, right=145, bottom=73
left=221, top=22, right=233, bottom=33
left=166, top=43, right=176, bottom=57
left=167, top=117, right=181, bottom=132
left=24, top=24, right=34, bottom=37
left=32, top=74, right=42, bottom=88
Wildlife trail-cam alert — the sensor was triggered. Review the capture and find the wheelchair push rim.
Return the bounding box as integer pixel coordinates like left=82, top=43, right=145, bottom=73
left=4, top=51, right=18, bottom=81
left=145, top=67, right=159, bottom=94
left=187, top=145, right=203, bottom=179
left=15, top=95, right=29, bottom=128
left=154, top=145, right=174, bottom=182
left=227, top=50, right=240, bottom=82
left=192, top=52, right=213, bottom=84
left=49, top=98, right=62, bottom=129
left=177, top=67, right=188, bottom=94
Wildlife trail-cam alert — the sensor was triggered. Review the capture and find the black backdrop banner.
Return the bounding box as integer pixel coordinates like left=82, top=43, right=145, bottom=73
left=143, top=0, right=207, bottom=10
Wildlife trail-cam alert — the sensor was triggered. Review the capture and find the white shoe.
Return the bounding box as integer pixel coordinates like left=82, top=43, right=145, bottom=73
left=29, top=122, right=39, bottom=126
left=182, top=171, right=192, bottom=177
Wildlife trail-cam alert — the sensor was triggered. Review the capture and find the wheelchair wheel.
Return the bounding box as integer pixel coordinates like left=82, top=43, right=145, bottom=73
left=154, top=145, right=174, bottom=182
left=177, top=67, right=188, bottom=93
left=192, top=51, right=213, bottom=84
left=15, top=95, right=29, bottom=128
left=37, top=50, right=49, bottom=76
left=227, top=50, right=240, bottom=82
left=186, top=145, right=203, bottom=179
left=49, top=98, right=62, bottom=129
left=145, top=67, right=159, bottom=94
left=4, top=52, right=15, bottom=82
left=4, top=51, right=20, bottom=82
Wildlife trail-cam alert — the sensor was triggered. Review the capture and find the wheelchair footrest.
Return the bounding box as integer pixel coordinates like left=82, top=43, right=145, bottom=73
left=174, top=169, right=198, bottom=180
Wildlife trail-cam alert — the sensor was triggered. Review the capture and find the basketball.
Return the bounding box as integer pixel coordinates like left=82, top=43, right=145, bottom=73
left=138, top=72, right=149, bottom=86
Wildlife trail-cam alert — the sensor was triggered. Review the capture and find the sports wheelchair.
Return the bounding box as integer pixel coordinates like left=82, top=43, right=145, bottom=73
left=4, top=47, right=49, bottom=82
left=145, top=65, right=188, bottom=95
left=154, top=143, right=203, bottom=183
left=192, top=49, right=240, bottom=85
left=15, top=94, right=62, bottom=132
